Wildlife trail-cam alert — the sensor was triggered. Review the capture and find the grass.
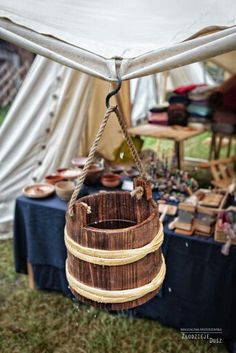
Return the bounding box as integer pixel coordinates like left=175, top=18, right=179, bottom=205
left=0, top=240, right=227, bottom=353
left=0, top=107, right=230, bottom=352
left=0, top=105, right=10, bottom=126
left=141, top=132, right=236, bottom=162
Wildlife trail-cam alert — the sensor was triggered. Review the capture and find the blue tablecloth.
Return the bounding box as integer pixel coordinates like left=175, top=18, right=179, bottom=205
left=14, top=190, right=236, bottom=340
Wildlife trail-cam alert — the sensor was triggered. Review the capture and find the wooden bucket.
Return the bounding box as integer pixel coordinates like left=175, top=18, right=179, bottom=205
left=65, top=189, right=165, bottom=310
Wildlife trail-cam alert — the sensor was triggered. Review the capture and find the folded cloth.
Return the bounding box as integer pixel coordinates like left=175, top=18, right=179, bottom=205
left=168, top=103, right=188, bottom=126
left=188, top=116, right=212, bottom=123
left=148, top=111, right=168, bottom=125
left=188, top=99, right=209, bottom=106
left=174, top=84, right=205, bottom=95
left=188, top=85, right=217, bottom=101
left=150, top=103, right=169, bottom=112
left=169, top=94, right=189, bottom=105
left=187, top=103, right=211, bottom=117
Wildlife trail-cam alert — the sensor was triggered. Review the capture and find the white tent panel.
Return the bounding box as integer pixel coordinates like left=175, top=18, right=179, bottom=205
left=0, top=0, right=235, bottom=80
left=168, top=63, right=215, bottom=89
left=0, top=56, right=94, bottom=224
left=0, top=56, right=131, bottom=228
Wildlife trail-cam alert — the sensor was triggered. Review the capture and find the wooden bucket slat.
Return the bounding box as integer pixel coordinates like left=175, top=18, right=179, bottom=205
left=66, top=191, right=164, bottom=310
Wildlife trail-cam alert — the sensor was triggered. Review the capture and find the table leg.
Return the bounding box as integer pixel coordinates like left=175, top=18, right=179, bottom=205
left=175, top=141, right=182, bottom=169
left=209, top=132, right=215, bottom=160
left=215, top=135, right=223, bottom=159
left=27, top=262, right=35, bottom=289
left=227, top=136, right=232, bottom=157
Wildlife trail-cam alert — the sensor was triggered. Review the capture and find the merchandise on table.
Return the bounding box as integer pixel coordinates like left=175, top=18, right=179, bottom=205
left=22, top=183, right=55, bottom=198
left=45, top=174, right=64, bottom=184
left=100, top=173, right=121, bottom=188
left=55, top=181, right=74, bottom=202
left=215, top=193, right=236, bottom=248
left=140, top=149, right=198, bottom=196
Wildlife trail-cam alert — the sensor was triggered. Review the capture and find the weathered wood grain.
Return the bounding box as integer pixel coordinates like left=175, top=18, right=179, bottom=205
left=66, top=191, right=164, bottom=310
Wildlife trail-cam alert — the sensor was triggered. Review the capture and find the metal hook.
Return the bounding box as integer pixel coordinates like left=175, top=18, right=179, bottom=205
left=105, top=74, right=122, bottom=109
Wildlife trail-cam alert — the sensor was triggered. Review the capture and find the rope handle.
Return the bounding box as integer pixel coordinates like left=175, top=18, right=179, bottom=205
left=114, top=106, right=146, bottom=178
left=68, top=105, right=116, bottom=217
left=68, top=87, right=147, bottom=219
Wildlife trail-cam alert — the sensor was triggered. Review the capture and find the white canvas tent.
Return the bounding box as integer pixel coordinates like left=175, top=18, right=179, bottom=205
left=0, top=0, right=235, bottom=81
left=0, top=1, right=236, bottom=234
left=0, top=56, right=130, bottom=233
left=0, top=56, right=233, bottom=232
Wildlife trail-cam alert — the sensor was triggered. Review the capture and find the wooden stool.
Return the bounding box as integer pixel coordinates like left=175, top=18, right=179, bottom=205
left=201, top=157, right=236, bottom=188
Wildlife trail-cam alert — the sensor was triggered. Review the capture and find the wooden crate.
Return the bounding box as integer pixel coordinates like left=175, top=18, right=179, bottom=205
left=214, top=193, right=236, bottom=244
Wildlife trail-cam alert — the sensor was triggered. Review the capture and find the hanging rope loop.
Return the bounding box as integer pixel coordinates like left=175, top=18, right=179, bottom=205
left=113, top=105, right=146, bottom=179
left=68, top=78, right=147, bottom=219
left=68, top=105, right=116, bottom=218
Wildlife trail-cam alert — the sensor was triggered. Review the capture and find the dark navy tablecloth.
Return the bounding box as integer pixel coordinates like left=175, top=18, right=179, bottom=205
left=14, top=190, right=236, bottom=340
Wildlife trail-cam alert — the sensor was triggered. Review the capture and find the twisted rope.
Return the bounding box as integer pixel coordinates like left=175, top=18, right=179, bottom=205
left=114, top=107, right=146, bottom=179
left=66, top=255, right=165, bottom=303
left=68, top=105, right=147, bottom=218
left=130, top=186, right=144, bottom=200
left=68, top=106, right=116, bottom=217
left=64, top=223, right=163, bottom=266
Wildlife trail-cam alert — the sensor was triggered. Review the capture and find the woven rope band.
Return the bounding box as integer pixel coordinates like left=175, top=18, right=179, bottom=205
left=66, top=255, right=166, bottom=303
left=64, top=223, right=164, bottom=266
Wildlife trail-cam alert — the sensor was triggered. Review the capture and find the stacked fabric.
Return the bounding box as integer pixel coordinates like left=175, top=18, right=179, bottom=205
left=167, top=85, right=194, bottom=126
left=167, top=84, right=216, bottom=129
left=187, top=86, right=216, bottom=129
left=148, top=105, right=169, bottom=125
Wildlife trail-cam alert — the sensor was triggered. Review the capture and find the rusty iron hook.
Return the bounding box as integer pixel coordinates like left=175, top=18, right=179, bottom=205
left=105, top=74, right=122, bottom=109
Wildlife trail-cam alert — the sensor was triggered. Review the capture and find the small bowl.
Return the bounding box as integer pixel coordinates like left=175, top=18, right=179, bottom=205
left=84, top=164, right=104, bottom=185
left=45, top=174, right=64, bottom=184
left=101, top=173, right=121, bottom=188
left=71, top=157, right=88, bottom=168
left=57, top=168, right=69, bottom=174
left=55, top=181, right=74, bottom=202
left=110, top=165, right=125, bottom=174
left=23, top=183, right=55, bottom=198
left=126, top=168, right=139, bottom=179
left=60, top=168, right=82, bottom=180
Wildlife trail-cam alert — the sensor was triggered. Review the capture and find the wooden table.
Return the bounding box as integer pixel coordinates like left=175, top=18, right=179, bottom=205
left=14, top=193, right=236, bottom=339
left=128, top=124, right=203, bottom=169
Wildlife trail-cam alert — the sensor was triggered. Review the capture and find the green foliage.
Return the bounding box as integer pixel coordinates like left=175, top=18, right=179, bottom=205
left=0, top=106, right=9, bottom=125
left=0, top=240, right=226, bottom=353
left=113, top=137, right=143, bottom=163
left=141, top=132, right=235, bottom=161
